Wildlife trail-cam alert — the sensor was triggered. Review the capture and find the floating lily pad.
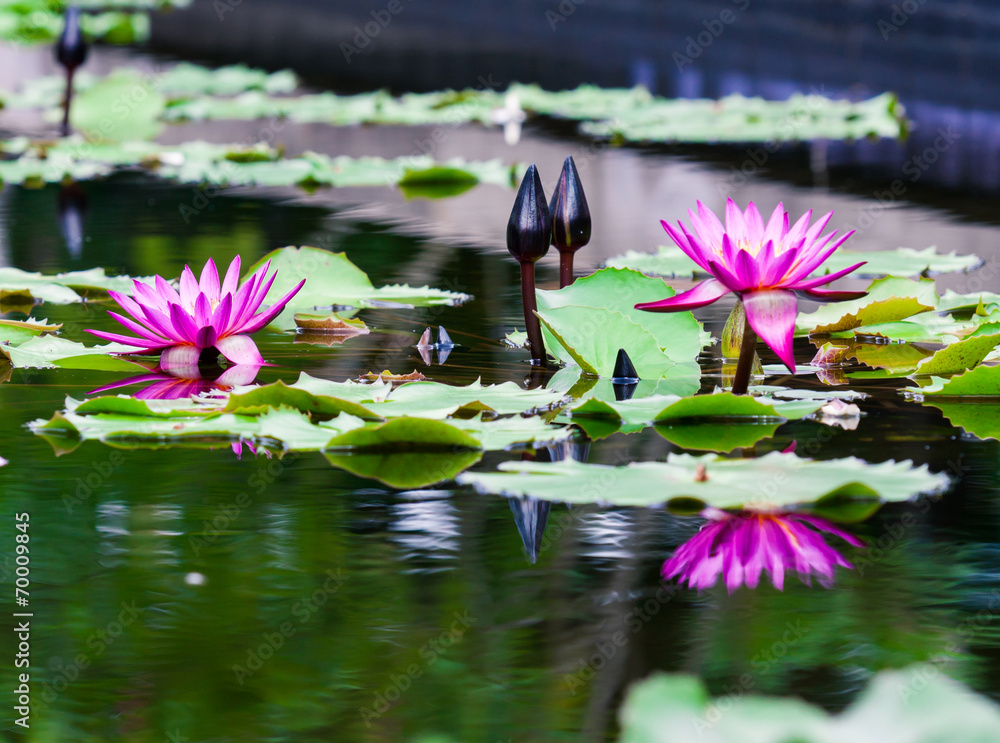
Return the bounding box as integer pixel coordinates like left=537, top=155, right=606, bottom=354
left=924, top=402, right=1000, bottom=442
left=0, top=317, right=61, bottom=344
left=0, top=336, right=145, bottom=370
left=0, top=266, right=149, bottom=304
left=245, top=246, right=470, bottom=328
left=916, top=365, right=1000, bottom=396
left=911, top=333, right=1000, bottom=377
left=293, top=313, right=369, bottom=335
left=0, top=138, right=517, bottom=194
left=618, top=667, right=1000, bottom=743
left=797, top=277, right=938, bottom=335
left=458, top=451, right=947, bottom=510
left=68, top=70, right=166, bottom=142
left=828, top=311, right=972, bottom=343
left=536, top=268, right=710, bottom=359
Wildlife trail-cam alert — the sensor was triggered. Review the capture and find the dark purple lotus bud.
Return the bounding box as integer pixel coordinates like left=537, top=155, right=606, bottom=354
left=507, top=164, right=551, bottom=264
left=56, top=6, right=88, bottom=70
left=549, top=156, right=591, bottom=253
left=611, top=348, right=639, bottom=383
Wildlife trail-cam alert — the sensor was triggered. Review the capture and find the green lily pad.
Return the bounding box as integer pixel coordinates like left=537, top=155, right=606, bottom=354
left=0, top=317, right=60, bottom=344
left=916, top=364, right=1000, bottom=396
left=654, top=421, right=782, bottom=452
left=797, top=277, right=938, bottom=335
left=224, top=380, right=382, bottom=421
left=537, top=306, right=681, bottom=377
left=245, top=246, right=470, bottom=328
left=457, top=451, right=947, bottom=510
left=535, top=268, right=710, bottom=360
left=618, top=667, right=1000, bottom=743
left=828, top=310, right=973, bottom=343
left=32, top=403, right=364, bottom=451
left=0, top=336, right=144, bottom=370
left=0, top=138, right=517, bottom=195
left=911, top=333, right=1000, bottom=377
left=0, top=266, right=150, bottom=304
left=397, top=166, right=480, bottom=198
left=69, top=70, right=166, bottom=142
left=143, top=81, right=904, bottom=145
left=289, top=373, right=565, bottom=419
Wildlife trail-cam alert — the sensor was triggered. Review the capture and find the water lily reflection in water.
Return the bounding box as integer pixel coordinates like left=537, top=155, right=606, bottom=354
left=663, top=507, right=864, bottom=592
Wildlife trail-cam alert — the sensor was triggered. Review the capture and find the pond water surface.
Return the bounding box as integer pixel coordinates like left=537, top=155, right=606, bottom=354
left=0, top=46, right=999, bottom=743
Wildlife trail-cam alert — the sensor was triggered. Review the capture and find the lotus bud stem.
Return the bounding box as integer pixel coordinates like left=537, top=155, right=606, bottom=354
left=56, top=6, right=88, bottom=137
left=507, top=164, right=552, bottom=364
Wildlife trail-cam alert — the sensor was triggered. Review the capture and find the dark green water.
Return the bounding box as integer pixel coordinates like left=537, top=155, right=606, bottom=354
left=0, top=175, right=999, bottom=743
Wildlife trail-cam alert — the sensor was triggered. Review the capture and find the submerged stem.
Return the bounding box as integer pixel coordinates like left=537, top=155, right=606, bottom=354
left=558, top=252, right=574, bottom=288
left=61, top=66, right=75, bottom=137
left=520, top=262, right=546, bottom=364
left=731, top=324, right=758, bottom=395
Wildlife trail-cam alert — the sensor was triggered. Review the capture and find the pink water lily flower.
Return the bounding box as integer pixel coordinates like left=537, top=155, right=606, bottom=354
left=663, top=508, right=863, bottom=592
left=636, top=200, right=867, bottom=371
left=87, top=256, right=304, bottom=366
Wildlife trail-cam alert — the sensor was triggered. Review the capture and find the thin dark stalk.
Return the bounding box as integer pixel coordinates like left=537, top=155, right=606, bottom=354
left=520, top=263, right=546, bottom=364
left=559, top=252, right=574, bottom=288
left=731, top=325, right=758, bottom=395
left=61, top=66, right=75, bottom=137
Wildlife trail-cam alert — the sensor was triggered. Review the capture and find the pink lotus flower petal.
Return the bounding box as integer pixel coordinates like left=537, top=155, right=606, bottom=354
left=107, top=310, right=169, bottom=343
left=215, top=334, right=264, bottom=365
left=743, top=288, right=798, bottom=372
left=154, top=275, right=182, bottom=306
left=238, top=278, right=306, bottom=334
left=725, top=198, right=746, bottom=243
left=787, top=261, right=867, bottom=292
left=762, top=202, right=787, bottom=245
left=744, top=201, right=765, bottom=244
left=193, top=293, right=213, bottom=328
left=169, top=302, right=200, bottom=345
left=734, top=249, right=760, bottom=288
left=195, top=326, right=218, bottom=348
left=132, top=280, right=168, bottom=314
left=663, top=219, right=711, bottom=272
left=634, top=278, right=729, bottom=312
left=221, top=255, right=241, bottom=297
left=212, top=293, right=233, bottom=334
left=706, top=258, right=747, bottom=293
left=199, top=258, right=221, bottom=302
left=85, top=329, right=169, bottom=349
left=178, top=266, right=200, bottom=310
